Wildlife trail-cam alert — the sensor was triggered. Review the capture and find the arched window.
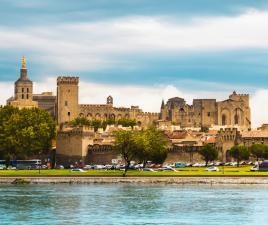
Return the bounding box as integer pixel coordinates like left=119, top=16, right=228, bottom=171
left=222, top=114, right=226, bottom=126
left=234, top=114, right=239, bottom=125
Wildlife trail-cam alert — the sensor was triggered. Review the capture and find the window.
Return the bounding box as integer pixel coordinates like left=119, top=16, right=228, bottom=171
left=222, top=114, right=226, bottom=126
left=207, top=112, right=211, bottom=117
left=22, top=94, right=24, bottom=99
left=27, top=88, right=29, bottom=93
left=22, top=88, right=24, bottom=93
left=68, top=112, right=70, bottom=116
left=26, top=94, right=29, bottom=99
left=65, top=101, right=68, bottom=106
left=234, top=114, right=239, bottom=125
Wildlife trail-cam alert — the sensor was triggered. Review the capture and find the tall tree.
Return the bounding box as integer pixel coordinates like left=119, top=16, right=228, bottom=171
left=0, top=106, right=56, bottom=159
left=199, top=144, right=218, bottom=167
left=229, top=145, right=250, bottom=167
left=250, top=144, right=265, bottom=162
left=113, top=130, right=137, bottom=176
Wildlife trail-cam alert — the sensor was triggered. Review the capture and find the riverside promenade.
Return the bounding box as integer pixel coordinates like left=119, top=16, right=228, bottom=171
left=2, top=176, right=268, bottom=184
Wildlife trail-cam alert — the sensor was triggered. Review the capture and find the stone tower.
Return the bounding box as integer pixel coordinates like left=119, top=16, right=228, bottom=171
left=57, top=76, right=79, bottom=124
left=15, top=56, right=34, bottom=101
left=7, top=56, right=38, bottom=109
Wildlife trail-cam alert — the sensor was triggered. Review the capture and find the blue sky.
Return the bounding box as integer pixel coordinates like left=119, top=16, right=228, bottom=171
left=0, top=0, right=268, bottom=126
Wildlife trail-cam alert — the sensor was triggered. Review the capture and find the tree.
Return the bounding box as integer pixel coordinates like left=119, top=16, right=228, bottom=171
left=229, top=145, right=250, bottom=167
left=113, top=130, right=137, bottom=176
left=0, top=106, right=56, bottom=160
left=199, top=144, right=218, bottom=167
left=263, top=145, right=268, bottom=159
left=250, top=144, right=265, bottom=162
left=113, top=128, right=169, bottom=175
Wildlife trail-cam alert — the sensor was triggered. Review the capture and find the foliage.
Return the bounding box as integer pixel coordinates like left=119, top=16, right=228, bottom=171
left=250, top=144, right=266, bottom=161
left=229, top=145, right=250, bottom=167
left=134, top=127, right=168, bottom=167
left=70, top=117, right=137, bottom=131
left=0, top=106, right=56, bottom=159
left=113, top=128, right=168, bottom=175
left=113, top=130, right=137, bottom=176
left=199, top=144, right=218, bottom=166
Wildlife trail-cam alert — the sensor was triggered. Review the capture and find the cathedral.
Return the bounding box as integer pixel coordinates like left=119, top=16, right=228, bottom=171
left=6, top=57, right=251, bottom=130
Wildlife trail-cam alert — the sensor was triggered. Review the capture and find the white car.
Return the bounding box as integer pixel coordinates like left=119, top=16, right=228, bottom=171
left=250, top=166, right=259, bottom=171
left=205, top=167, right=219, bottom=172
left=71, top=168, right=85, bottom=172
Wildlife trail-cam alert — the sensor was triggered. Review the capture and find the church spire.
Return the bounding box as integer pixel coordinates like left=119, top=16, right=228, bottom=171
left=20, top=56, right=28, bottom=80
left=21, top=56, right=26, bottom=69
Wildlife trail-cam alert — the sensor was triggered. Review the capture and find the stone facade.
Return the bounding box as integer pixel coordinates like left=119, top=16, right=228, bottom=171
left=56, top=76, right=159, bottom=127
left=160, top=92, right=251, bottom=130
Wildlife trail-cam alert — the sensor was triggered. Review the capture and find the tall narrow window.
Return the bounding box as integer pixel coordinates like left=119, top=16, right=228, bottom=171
left=65, top=101, right=68, bottom=106
left=26, top=94, right=29, bottom=99
left=27, top=88, right=29, bottom=93
left=22, top=94, right=24, bottom=99
left=234, top=114, right=239, bottom=125
left=222, top=114, right=226, bottom=126
left=22, top=88, right=24, bottom=93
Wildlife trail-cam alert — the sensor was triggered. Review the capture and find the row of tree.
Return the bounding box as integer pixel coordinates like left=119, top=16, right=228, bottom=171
left=0, top=106, right=56, bottom=160
left=70, top=117, right=137, bottom=131
left=200, top=143, right=268, bottom=167
left=113, top=127, right=169, bottom=175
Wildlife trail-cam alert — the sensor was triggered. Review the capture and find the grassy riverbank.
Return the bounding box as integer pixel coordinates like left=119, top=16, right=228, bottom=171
left=0, top=166, right=268, bottom=176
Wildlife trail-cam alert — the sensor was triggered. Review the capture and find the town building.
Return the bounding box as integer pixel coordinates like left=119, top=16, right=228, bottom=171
left=160, top=92, right=251, bottom=131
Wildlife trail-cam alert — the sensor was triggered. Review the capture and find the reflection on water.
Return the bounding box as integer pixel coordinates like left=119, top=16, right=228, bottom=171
left=0, top=184, right=267, bottom=225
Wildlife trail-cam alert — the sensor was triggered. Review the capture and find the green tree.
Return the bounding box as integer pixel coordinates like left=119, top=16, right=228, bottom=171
left=113, top=130, right=137, bottom=176
left=0, top=106, right=56, bottom=160
left=262, top=145, right=268, bottom=159
left=229, top=145, right=250, bottom=167
left=250, top=144, right=265, bottom=162
left=199, top=144, right=218, bottom=167
left=70, top=117, right=91, bottom=126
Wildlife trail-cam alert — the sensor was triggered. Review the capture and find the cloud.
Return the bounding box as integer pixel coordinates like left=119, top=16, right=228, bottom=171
left=1, top=77, right=266, bottom=128
left=0, top=9, right=268, bottom=72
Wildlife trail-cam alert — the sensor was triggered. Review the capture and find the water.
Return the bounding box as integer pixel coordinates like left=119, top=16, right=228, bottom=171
left=0, top=184, right=267, bottom=225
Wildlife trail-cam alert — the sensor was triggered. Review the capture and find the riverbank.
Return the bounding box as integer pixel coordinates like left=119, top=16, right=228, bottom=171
left=2, top=176, right=268, bottom=184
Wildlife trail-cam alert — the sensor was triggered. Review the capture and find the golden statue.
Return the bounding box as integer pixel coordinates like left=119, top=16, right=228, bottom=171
left=21, top=56, right=26, bottom=69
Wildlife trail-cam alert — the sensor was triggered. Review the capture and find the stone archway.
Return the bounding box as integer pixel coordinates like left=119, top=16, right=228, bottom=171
left=226, top=150, right=231, bottom=162
left=87, top=113, right=92, bottom=120
left=95, top=113, right=101, bottom=120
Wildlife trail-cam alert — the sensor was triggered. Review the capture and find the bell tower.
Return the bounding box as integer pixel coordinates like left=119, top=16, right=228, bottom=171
left=14, top=56, right=33, bottom=101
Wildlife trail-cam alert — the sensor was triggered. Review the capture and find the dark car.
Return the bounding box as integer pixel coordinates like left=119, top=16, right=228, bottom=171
left=259, top=161, right=268, bottom=171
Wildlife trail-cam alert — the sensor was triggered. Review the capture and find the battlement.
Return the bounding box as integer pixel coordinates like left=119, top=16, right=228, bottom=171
left=58, top=125, right=95, bottom=137
left=57, top=76, right=79, bottom=85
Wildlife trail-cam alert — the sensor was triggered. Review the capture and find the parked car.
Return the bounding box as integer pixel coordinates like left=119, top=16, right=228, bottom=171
left=83, top=165, right=92, bottom=170
left=175, top=162, right=187, bottom=168
left=142, top=168, right=156, bottom=172
left=56, top=165, right=65, bottom=169
left=250, top=165, right=259, bottom=171
left=259, top=161, right=268, bottom=171
left=71, top=168, right=85, bottom=172
left=205, top=167, right=219, bottom=172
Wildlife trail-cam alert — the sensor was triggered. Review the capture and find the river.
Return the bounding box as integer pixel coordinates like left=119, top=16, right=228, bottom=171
left=0, top=184, right=267, bottom=224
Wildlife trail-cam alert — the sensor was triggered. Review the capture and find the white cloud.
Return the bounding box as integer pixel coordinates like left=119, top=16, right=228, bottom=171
left=0, top=9, right=268, bottom=71
left=1, top=77, right=267, bottom=128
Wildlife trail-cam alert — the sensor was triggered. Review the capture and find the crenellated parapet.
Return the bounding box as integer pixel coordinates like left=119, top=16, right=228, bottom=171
left=57, top=76, right=79, bottom=85
left=217, top=128, right=241, bottom=142
left=58, top=126, right=95, bottom=137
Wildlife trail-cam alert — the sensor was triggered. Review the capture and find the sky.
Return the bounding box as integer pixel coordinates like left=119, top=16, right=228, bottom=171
left=0, top=0, right=268, bottom=127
